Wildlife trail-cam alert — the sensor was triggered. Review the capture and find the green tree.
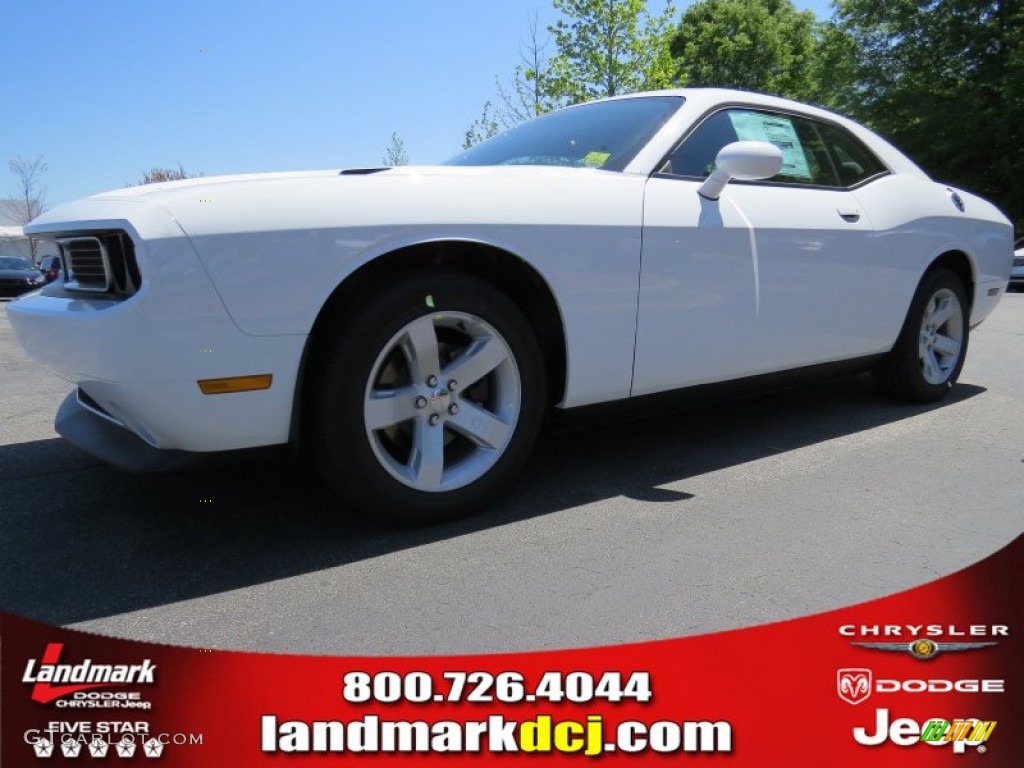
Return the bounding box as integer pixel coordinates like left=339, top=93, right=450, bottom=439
left=463, top=102, right=502, bottom=149
left=498, top=10, right=553, bottom=123
left=465, top=0, right=675, bottom=145
left=463, top=10, right=552, bottom=143
left=540, top=0, right=677, bottom=107
left=382, top=132, right=409, bottom=166
left=804, top=16, right=859, bottom=108
left=671, top=0, right=818, bottom=99
left=819, top=0, right=1024, bottom=230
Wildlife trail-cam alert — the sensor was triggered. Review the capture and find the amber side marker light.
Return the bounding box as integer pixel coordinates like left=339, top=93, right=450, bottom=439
left=197, top=374, right=273, bottom=395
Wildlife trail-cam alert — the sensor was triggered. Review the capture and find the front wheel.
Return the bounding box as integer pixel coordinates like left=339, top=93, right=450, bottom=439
left=873, top=268, right=969, bottom=402
left=308, top=272, right=545, bottom=524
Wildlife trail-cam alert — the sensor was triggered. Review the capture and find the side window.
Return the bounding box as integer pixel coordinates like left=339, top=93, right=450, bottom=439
left=773, top=115, right=837, bottom=186
left=815, top=122, right=888, bottom=186
left=662, top=110, right=738, bottom=178
left=662, top=108, right=888, bottom=188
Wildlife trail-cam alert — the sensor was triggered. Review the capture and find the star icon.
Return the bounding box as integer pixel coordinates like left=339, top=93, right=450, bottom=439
left=33, top=737, right=54, bottom=758
left=116, top=738, right=137, bottom=758
left=89, top=737, right=110, bottom=758
left=143, top=738, right=165, bottom=758
left=61, top=739, right=83, bottom=757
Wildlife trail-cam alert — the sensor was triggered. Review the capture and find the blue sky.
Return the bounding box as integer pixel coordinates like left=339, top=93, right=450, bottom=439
left=1, top=1, right=834, bottom=207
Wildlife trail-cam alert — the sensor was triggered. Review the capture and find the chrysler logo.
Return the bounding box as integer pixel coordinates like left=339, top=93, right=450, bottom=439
left=850, top=638, right=997, bottom=660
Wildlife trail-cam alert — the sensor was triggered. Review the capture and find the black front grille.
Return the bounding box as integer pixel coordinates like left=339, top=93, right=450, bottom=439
left=58, top=232, right=140, bottom=296
left=105, top=232, right=141, bottom=293
left=64, top=239, right=107, bottom=289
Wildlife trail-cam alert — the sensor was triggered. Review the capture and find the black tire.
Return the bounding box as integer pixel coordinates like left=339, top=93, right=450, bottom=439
left=307, top=271, right=545, bottom=524
left=872, top=268, right=970, bottom=402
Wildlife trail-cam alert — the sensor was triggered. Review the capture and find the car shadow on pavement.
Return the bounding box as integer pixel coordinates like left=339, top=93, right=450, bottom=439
left=0, top=374, right=984, bottom=625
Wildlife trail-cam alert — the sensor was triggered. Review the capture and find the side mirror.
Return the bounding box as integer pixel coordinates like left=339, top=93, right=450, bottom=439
left=698, top=141, right=784, bottom=200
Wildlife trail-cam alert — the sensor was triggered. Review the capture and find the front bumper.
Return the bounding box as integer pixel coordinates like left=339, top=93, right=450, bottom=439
left=6, top=208, right=307, bottom=455
left=8, top=285, right=306, bottom=453
left=56, top=390, right=200, bottom=471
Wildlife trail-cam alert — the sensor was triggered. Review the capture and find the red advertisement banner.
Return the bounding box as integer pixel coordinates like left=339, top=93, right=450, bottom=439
left=2, top=535, right=1020, bottom=765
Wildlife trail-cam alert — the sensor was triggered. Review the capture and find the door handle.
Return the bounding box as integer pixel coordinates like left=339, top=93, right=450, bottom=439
left=838, top=208, right=861, bottom=222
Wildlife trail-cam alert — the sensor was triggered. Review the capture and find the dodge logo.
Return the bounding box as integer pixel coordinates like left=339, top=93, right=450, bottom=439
left=838, top=668, right=872, bottom=705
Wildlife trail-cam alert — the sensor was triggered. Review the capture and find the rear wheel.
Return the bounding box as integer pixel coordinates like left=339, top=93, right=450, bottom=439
left=873, top=268, right=969, bottom=402
left=308, top=272, right=545, bottom=524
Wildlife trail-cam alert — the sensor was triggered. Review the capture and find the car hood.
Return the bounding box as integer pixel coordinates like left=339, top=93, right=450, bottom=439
left=26, top=165, right=640, bottom=239
left=85, top=169, right=345, bottom=201
left=81, top=165, right=609, bottom=202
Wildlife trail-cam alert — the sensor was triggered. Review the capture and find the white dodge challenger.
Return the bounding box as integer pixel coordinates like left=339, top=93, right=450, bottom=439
left=7, top=89, right=1014, bottom=523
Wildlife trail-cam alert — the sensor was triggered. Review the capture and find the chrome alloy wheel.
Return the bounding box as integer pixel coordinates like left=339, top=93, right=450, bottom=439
left=363, top=311, right=521, bottom=492
left=918, top=287, right=964, bottom=385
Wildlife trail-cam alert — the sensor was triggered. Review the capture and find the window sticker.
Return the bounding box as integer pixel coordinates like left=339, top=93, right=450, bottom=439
left=727, top=111, right=812, bottom=180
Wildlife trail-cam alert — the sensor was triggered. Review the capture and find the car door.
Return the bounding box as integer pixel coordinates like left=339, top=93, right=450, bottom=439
left=632, top=107, right=884, bottom=397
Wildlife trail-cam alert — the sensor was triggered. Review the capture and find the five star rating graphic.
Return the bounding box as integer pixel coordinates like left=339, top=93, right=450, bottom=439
left=89, top=737, right=110, bottom=758
left=32, top=735, right=168, bottom=758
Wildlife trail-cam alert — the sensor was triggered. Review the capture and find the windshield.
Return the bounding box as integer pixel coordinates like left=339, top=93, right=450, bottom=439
left=0, top=257, right=33, bottom=270
left=445, top=96, right=683, bottom=171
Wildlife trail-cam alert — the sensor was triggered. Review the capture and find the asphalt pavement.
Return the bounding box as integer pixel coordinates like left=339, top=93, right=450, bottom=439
left=1, top=294, right=1021, bottom=654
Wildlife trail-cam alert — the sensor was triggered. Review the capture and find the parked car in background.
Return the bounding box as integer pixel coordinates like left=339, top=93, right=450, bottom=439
left=1011, top=238, right=1024, bottom=291
left=0, top=257, right=46, bottom=298
left=38, top=254, right=62, bottom=283
left=5, top=88, right=1015, bottom=524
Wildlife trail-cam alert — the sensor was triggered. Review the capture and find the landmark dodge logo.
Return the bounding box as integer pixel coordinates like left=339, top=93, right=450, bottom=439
left=22, top=643, right=156, bottom=704
left=838, top=669, right=872, bottom=705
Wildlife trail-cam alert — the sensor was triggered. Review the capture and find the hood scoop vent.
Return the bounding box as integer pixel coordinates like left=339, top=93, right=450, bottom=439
left=339, top=167, right=390, bottom=176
